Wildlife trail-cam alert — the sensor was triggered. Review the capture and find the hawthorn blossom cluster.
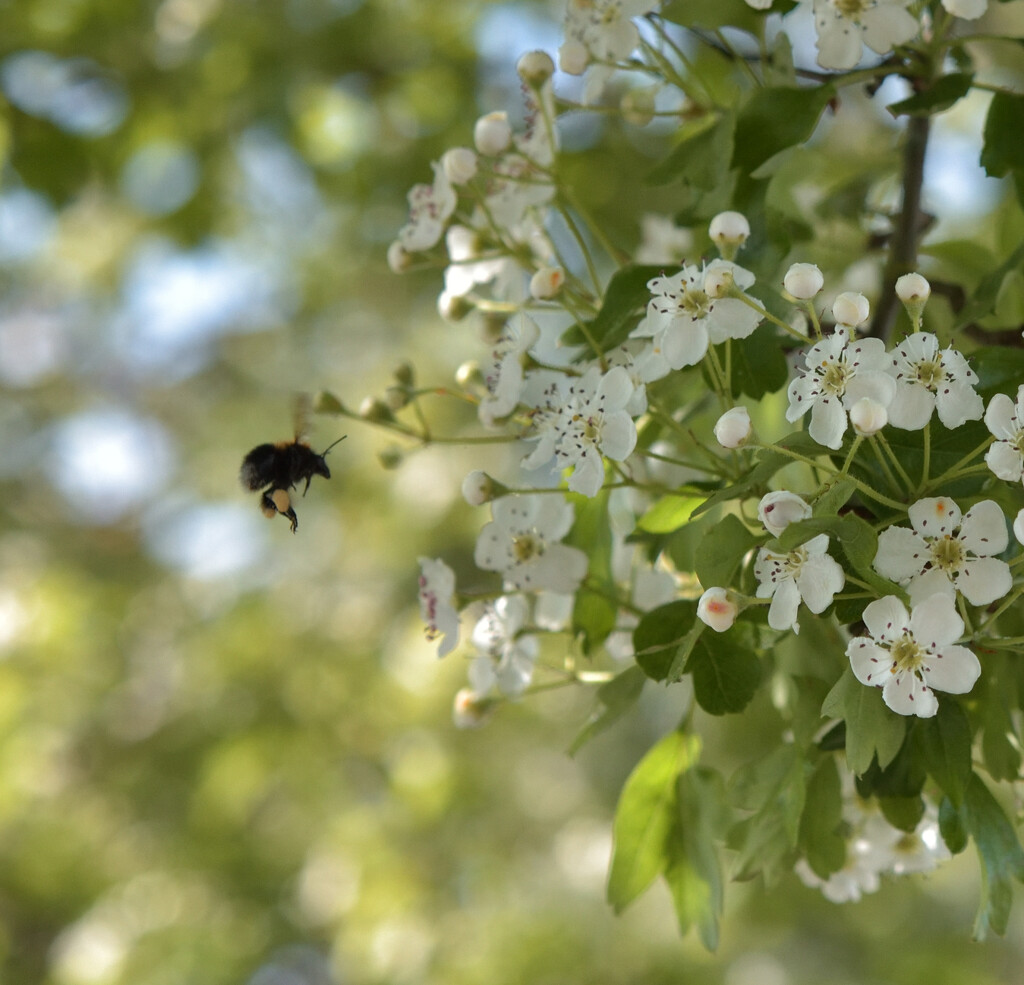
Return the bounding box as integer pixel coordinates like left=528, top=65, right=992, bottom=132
left=392, top=0, right=1021, bottom=919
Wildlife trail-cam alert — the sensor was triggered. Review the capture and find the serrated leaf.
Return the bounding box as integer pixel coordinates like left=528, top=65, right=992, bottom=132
left=637, top=494, right=705, bottom=534
left=687, top=630, right=762, bottom=715
left=694, top=514, right=758, bottom=589
left=732, top=85, right=834, bottom=174
left=560, top=265, right=663, bottom=355
left=822, top=669, right=906, bottom=774
left=982, top=91, right=1024, bottom=178
left=569, top=666, right=646, bottom=756
left=961, top=773, right=1024, bottom=938
left=633, top=600, right=699, bottom=682
left=607, top=730, right=701, bottom=910
left=920, top=699, right=972, bottom=807
left=886, top=72, right=973, bottom=118
left=646, top=115, right=734, bottom=189
left=798, top=757, right=845, bottom=878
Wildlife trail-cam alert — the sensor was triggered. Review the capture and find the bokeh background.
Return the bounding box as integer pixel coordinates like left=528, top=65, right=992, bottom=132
left=2, top=0, right=1024, bottom=982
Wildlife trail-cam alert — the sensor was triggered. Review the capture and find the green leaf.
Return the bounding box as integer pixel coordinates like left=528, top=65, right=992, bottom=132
left=569, top=666, right=647, bottom=756
left=732, top=85, right=835, bottom=174
left=687, top=630, right=763, bottom=716
left=646, top=115, right=735, bottom=190
left=664, top=767, right=726, bottom=951
left=661, top=0, right=764, bottom=30
left=727, top=325, right=790, bottom=399
left=939, top=796, right=969, bottom=855
left=920, top=699, right=973, bottom=807
left=812, top=477, right=857, bottom=518
left=886, top=72, right=973, bottom=117
left=633, top=600, right=699, bottom=682
left=567, top=491, right=617, bottom=653
left=559, top=265, right=663, bottom=355
left=822, top=669, right=906, bottom=775
left=879, top=795, right=925, bottom=833
left=798, top=757, right=845, bottom=878
left=607, top=731, right=701, bottom=911
left=637, top=494, right=706, bottom=535
left=982, top=91, right=1024, bottom=178
left=961, top=773, right=1024, bottom=938
left=694, top=514, right=758, bottom=590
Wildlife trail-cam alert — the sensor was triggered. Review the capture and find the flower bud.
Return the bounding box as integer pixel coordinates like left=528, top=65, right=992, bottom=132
left=896, top=272, right=931, bottom=330
left=517, top=50, right=555, bottom=88
left=385, top=385, right=410, bottom=411
left=312, top=390, right=345, bottom=415
left=529, top=265, right=565, bottom=300
left=697, top=587, right=739, bottom=633
left=1014, top=508, right=1024, bottom=547
left=833, top=291, right=870, bottom=329
left=441, top=147, right=478, bottom=185
left=709, top=211, right=750, bottom=259
left=758, top=491, right=811, bottom=537
left=783, top=263, right=824, bottom=300
left=378, top=444, right=404, bottom=469
left=713, top=406, right=752, bottom=448
left=849, top=397, right=888, bottom=436
left=393, top=361, right=415, bottom=387
left=473, top=111, right=512, bottom=156
left=387, top=240, right=412, bottom=274
left=462, top=470, right=507, bottom=506
left=558, top=38, right=589, bottom=75
left=455, top=361, right=484, bottom=389
left=453, top=688, right=494, bottom=728
left=359, top=396, right=393, bottom=423
left=438, top=290, right=473, bottom=322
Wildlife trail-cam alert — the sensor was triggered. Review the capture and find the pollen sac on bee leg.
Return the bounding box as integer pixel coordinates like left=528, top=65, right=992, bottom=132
left=261, top=487, right=299, bottom=532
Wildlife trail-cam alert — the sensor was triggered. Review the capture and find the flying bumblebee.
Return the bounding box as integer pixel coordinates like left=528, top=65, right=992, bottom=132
left=239, top=403, right=346, bottom=533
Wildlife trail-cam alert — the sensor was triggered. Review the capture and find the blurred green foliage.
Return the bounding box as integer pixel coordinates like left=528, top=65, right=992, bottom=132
left=0, top=0, right=1023, bottom=983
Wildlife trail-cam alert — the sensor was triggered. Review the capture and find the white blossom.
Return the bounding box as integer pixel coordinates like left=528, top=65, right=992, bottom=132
left=441, top=147, right=478, bottom=185
left=474, top=496, right=588, bottom=593
left=714, top=406, right=752, bottom=448
left=478, top=314, right=540, bottom=427
left=397, top=162, right=457, bottom=253
left=849, top=397, right=888, bottom=435
left=708, top=211, right=750, bottom=255
left=697, top=587, right=738, bottom=632
left=529, top=265, right=565, bottom=300
left=758, top=491, right=812, bottom=537
left=635, top=213, right=693, bottom=265
left=754, top=533, right=845, bottom=633
left=886, top=333, right=982, bottom=430
left=631, top=260, right=762, bottom=374
left=784, top=263, right=824, bottom=300
left=833, top=291, right=870, bottom=330
left=522, top=366, right=638, bottom=497
left=984, top=386, right=1024, bottom=484
left=469, top=595, right=539, bottom=697
left=895, top=272, right=930, bottom=304
left=474, top=111, right=512, bottom=156
left=873, top=496, right=1011, bottom=607
left=786, top=331, right=896, bottom=449
left=812, top=0, right=919, bottom=71
left=417, top=557, right=460, bottom=657
left=847, top=594, right=981, bottom=718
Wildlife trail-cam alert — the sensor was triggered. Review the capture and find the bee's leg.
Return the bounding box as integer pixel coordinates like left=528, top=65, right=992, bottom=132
left=302, top=476, right=312, bottom=496
left=264, top=488, right=299, bottom=532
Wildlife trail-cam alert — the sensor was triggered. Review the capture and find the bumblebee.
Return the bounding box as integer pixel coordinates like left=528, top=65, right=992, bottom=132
left=240, top=431, right=346, bottom=533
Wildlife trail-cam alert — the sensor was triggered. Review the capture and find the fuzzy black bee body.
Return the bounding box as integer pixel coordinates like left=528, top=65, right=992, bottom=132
left=240, top=435, right=345, bottom=533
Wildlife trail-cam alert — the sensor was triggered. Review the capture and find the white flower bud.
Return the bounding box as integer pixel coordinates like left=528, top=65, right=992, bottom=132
left=713, top=406, right=751, bottom=448
left=703, top=264, right=734, bottom=299
left=517, top=50, right=555, bottom=88
left=697, top=587, right=739, bottom=633
left=758, top=491, right=812, bottom=537
left=462, top=470, right=504, bottom=506
left=783, top=262, right=824, bottom=300
left=833, top=291, right=870, bottom=329
left=558, top=39, right=589, bottom=75
left=896, top=272, right=931, bottom=303
left=849, top=397, right=888, bottom=436
left=387, top=240, right=412, bottom=274
left=441, top=147, right=478, bottom=185
left=437, top=290, right=473, bottom=322
left=1014, top=508, right=1024, bottom=547
left=709, top=211, right=750, bottom=256
left=455, top=361, right=484, bottom=389
left=473, top=111, right=512, bottom=156
left=453, top=688, right=493, bottom=728
left=529, top=265, right=565, bottom=300
left=621, top=86, right=656, bottom=127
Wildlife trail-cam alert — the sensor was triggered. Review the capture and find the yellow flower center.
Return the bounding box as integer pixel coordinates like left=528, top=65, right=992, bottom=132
left=890, top=634, right=925, bottom=674
left=512, top=533, right=542, bottom=562
left=680, top=286, right=710, bottom=319
left=821, top=360, right=848, bottom=396
left=915, top=358, right=945, bottom=390
left=833, top=0, right=870, bottom=18
left=929, top=535, right=963, bottom=572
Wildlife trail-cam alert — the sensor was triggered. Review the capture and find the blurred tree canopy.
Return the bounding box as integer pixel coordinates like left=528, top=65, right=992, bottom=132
left=1, top=1, right=1024, bottom=984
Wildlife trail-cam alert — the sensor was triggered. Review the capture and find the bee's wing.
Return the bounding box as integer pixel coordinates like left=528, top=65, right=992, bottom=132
left=291, top=392, right=313, bottom=444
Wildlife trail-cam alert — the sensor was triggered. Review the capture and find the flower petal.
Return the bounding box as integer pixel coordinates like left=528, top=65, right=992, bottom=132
left=922, top=644, right=981, bottom=695
left=883, top=671, right=938, bottom=718
left=861, top=4, right=920, bottom=54
left=874, top=526, right=927, bottom=583
left=798, top=554, right=845, bottom=613
left=985, top=441, right=1024, bottom=482
left=909, top=496, right=961, bottom=536
left=984, top=393, right=1018, bottom=439
left=808, top=395, right=847, bottom=449
left=600, top=411, right=638, bottom=461
left=907, top=567, right=955, bottom=608
left=847, top=637, right=891, bottom=686
left=908, top=592, right=964, bottom=647
left=935, top=381, right=983, bottom=429
left=768, top=577, right=801, bottom=632
left=956, top=556, right=1012, bottom=606
left=960, top=500, right=1009, bottom=555
left=661, top=318, right=709, bottom=369
left=887, top=383, right=935, bottom=431
left=862, top=595, right=910, bottom=642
